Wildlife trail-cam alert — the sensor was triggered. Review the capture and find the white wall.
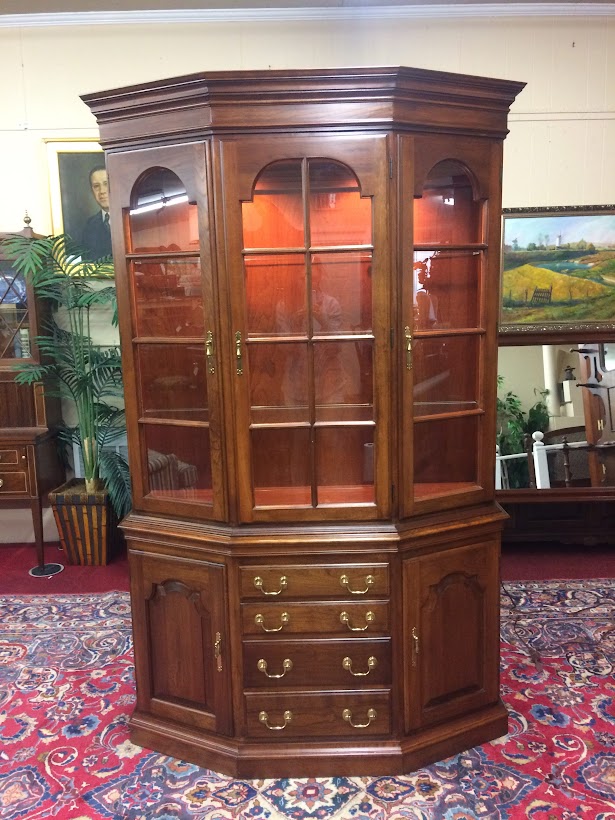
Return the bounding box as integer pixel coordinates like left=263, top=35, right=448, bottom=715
left=1, top=10, right=613, bottom=539
left=1, top=13, right=613, bottom=231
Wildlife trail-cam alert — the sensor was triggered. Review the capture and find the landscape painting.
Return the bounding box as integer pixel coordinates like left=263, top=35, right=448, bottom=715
left=500, top=206, right=615, bottom=337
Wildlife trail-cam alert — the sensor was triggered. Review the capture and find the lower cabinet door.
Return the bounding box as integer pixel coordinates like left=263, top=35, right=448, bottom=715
left=245, top=691, right=391, bottom=738
left=404, top=540, right=500, bottom=732
left=130, top=551, right=233, bottom=735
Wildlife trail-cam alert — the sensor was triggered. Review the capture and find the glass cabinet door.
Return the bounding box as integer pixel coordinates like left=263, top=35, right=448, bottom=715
left=110, top=145, right=225, bottom=519
left=225, top=136, right=389, bottom=522
left=403, top=149, right=493, bottom=515
left=0, top=260, right=32, bottom=362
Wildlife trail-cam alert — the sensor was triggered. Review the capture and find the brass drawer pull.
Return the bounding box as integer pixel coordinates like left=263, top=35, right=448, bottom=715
left=343, top=707, right=377, bottom=728
left=259, top=710, right=292, bottom=730
left=0, top=479, right=3, bottom=488
left=340, top=573, right=374, bottom=595
left=254, top=575, right=288, bottom=596
left=340, top=610, right=375, bottom=632
left=257, top=658, right=293, bottom=678
left=255, top=612, right=289, bottom=632
left=342, top=656, right=377, bottom=676
left=412, top=626, right=420, bottom=667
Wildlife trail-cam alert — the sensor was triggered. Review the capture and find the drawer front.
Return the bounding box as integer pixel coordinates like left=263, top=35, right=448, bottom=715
left=245, top=691, right=391, bottom=738
left=240, top=563, right=389, bottom=600
left=243, top=638, right=391, bottom=688
left=0, top=449, right=21, bottom=467
left=241, top=601, right=389, bottom=636
left=0, top=471, right=28, bottom=495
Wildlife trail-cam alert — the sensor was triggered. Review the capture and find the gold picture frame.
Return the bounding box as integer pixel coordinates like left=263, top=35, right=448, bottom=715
left=499, top=204, right=615, bottom=344
left=46, top=139, right=105, bottom=241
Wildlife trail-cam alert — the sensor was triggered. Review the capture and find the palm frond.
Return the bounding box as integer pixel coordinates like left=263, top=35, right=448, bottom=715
left=99, top=450, right=132, bottom=519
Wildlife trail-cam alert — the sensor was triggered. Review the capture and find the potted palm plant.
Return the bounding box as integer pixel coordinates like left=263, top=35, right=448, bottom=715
left=0, top=232, right=131, bottom=565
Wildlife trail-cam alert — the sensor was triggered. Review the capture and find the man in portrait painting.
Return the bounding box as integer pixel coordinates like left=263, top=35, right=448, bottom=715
left=81, top=165, right=112, bottom=261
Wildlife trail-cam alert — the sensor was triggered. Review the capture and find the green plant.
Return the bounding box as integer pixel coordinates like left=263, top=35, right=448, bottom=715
left=497, top=377, right=550, bottom=488
left=0, top=232, right=131, bottom=519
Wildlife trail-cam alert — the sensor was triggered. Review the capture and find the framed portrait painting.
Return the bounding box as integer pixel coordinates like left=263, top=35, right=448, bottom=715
left=499, top=205, right=615, bottom=343
left=46, top=139, right=107, bottom=248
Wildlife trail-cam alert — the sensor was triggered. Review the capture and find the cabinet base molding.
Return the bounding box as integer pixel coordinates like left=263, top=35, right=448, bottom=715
left=129, top=701, right=508, bottom=778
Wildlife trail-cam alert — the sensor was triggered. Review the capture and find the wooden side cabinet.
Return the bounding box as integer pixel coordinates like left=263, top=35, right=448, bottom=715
left=84, top=66, right=524, bottom=777
left=0, top=222, right=63, bottom=563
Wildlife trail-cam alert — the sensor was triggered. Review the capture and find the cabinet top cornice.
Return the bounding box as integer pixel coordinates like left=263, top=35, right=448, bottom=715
left=82, top=65, right=525, bottom=149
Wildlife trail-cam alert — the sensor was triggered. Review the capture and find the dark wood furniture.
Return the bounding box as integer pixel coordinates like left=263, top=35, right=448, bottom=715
left=0, top=220, right=63, bottom=571
left=83, top=66, right=524, bottom=777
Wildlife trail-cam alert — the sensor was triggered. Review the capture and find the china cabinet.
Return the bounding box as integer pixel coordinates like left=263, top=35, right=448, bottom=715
left=0, top=219, right=63, bottom=571
left=83, top=66, right=524, bottom=776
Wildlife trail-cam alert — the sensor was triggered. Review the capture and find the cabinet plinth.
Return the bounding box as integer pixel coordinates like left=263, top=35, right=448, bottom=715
left=83, top=65, right=524, bottom=777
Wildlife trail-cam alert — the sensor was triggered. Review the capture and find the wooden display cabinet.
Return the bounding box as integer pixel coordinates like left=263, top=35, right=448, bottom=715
left=0, top=220, right=63, bottom=570
left=83, top=66, right=524, bottom=777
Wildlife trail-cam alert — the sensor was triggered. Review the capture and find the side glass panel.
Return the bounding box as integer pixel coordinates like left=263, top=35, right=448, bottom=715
left=243, top=158, right=375, bottom=510
left=413, top=336, right=479, bottom=418
left=413, top=416, right=479, bottom=499
left=143, top=424, right=213, bottom=501
left=132, top=259, right=204, bottom=338
left=127, top=167, right=213, bottom=506
left=412, top=161, right=483, bottom=504
left=129, top=168, right=199, bottom=253
left=0, top=265, right=30, bottom=360
left=413, top=161, right=480, bottom=245
left=413, top=250, right=480, bottom=331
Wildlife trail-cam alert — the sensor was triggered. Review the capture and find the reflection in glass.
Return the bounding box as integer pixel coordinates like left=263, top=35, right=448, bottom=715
left=414, top=161, right=480, bottom=245
left=309, top=161, right=371, bottom=247
left=144, top=424, right=212, bottom=501
left=413, top=250, right=480, bottom=330
left=0, top=267, right=29, bottom=359
left=249, top=342, right=309, bottom=424
left=414, top=416, right=479, bottom=499
left=138, top=344, right=208, bottom=421
left=311, top=253, right=372, bottom=334
left=245, top=254, right=306, bottom=336
left=242, top=161, right=303, bottom=249
left=316, top=426, right=375, bottom=504
left=413, top=336, right=479, bottom=418
left=252, top=427, right=312, bottom=507
left=132, top=260, right=204, bottom=337
left=130, top=168, right=198, bottom=253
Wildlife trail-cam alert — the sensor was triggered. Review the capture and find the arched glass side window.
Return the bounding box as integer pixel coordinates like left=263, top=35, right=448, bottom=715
left=412, top=160, right=485, bottom=503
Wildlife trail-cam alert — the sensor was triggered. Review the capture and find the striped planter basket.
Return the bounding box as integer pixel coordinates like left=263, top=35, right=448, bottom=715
left=48, top=478, right=122, bottom=566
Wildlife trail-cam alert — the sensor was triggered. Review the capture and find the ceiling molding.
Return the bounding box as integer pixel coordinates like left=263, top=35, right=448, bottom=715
left=2, top=4, right=614, bottom=28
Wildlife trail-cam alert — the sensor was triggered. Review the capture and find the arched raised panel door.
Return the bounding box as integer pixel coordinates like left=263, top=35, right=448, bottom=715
left=219, top=135, right=391, bottom=523
left=106, top=145, right=227, bottom=521
left=403, top=541, right=501, bottom=731
left=130, top=553, right=232, bottom=736
left=399, top=134, right=502, bottom=517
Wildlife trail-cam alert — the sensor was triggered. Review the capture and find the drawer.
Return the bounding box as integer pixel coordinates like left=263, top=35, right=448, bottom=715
left=0, top=472, right=28, bottom=495
left=0, top=448, right=24, bottom=467
left=243, top=638, right=391, bottom=688
left=241, top=601, right=389, bottom=636
left=240, top=563, right=389, bottom=600
left=245, top=690, right=391, bottom=738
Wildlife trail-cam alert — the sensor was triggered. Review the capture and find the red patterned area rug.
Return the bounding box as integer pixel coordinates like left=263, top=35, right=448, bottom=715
left=1, top=580, right=614, bottom=820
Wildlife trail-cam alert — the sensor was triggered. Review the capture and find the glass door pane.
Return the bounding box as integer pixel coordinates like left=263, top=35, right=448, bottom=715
left=0, top=265, right=30, bottom=360
left=242, top=158, right=376, bottom=511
